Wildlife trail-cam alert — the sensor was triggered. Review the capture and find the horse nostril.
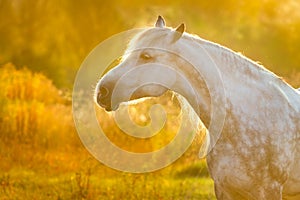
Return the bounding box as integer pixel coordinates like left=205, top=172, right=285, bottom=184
left=99, top=86, right=109, bottom=98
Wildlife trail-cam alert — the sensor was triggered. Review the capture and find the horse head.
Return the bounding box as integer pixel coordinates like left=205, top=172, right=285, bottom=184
left=95, top=16, right=192, bottom=110
left=95, top=16, right=214, bottom=129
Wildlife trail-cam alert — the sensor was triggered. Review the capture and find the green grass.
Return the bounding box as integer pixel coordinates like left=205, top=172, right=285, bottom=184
left=0, top=167, right=215, bottom=200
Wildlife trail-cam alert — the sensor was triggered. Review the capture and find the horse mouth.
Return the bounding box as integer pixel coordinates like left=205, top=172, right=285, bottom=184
left=95, top=100, right=119, bottom=112
left=104, top=104, right=119, bottom=112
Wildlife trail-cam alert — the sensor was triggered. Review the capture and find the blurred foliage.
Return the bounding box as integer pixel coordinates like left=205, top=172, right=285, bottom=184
left=0, top=63, right=80, bottom=170
left=0, top=63, right=212, bottom=199
left=0, top=0, right=299, bottom=88
left=0, top=63, right=204, bottom=170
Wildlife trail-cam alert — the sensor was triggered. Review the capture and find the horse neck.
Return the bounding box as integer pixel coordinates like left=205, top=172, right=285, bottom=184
left=171, top=67, right=211, bottom=127
left=175, top=35, right=284, bottom=128
left=194, top=37, right=300, bottom=129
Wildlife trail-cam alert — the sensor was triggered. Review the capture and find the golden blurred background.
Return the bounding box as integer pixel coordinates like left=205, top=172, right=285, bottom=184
left=0, top=0, right=299, bottom=199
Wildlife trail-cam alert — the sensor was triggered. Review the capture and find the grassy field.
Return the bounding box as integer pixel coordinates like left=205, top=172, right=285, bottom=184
left=0, top=162, right=215, bottom=200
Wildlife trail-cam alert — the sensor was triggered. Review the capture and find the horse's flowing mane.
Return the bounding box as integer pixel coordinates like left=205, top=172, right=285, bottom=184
left=181, top=31, right=300, bottom=112
left=184, top=32, right=280, bottom=80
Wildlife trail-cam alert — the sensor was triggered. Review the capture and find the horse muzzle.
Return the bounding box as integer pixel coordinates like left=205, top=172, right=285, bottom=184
left=95, top=81, right=118, bottom=111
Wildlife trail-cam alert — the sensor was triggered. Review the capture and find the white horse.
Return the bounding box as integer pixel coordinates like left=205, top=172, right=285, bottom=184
left=95, top=16, right=300, bottom=199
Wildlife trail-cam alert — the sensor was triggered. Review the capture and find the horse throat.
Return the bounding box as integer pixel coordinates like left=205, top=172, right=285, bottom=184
left=170, top=67, right=212, bottom=128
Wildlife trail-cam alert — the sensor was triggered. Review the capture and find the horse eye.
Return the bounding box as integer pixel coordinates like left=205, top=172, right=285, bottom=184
left=140, top=53, right=152, bottom=60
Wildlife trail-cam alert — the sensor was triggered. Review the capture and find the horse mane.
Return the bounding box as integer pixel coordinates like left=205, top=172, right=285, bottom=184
left=182, top=32, right=281, bottom=80
left=181, top=32, right=300, bottom=96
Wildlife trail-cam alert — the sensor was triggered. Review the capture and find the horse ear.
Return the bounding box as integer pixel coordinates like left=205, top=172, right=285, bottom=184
left=172, top=23, right=185, bottom=42
left=155, top=15, right=165, bottom=28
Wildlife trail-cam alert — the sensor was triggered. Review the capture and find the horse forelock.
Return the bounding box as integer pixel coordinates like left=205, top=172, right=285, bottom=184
left=127, top=28, right=170, bottom=50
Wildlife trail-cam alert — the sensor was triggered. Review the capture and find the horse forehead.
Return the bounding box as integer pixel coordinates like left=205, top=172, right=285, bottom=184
left=131, top=29, right=169, bottom=48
